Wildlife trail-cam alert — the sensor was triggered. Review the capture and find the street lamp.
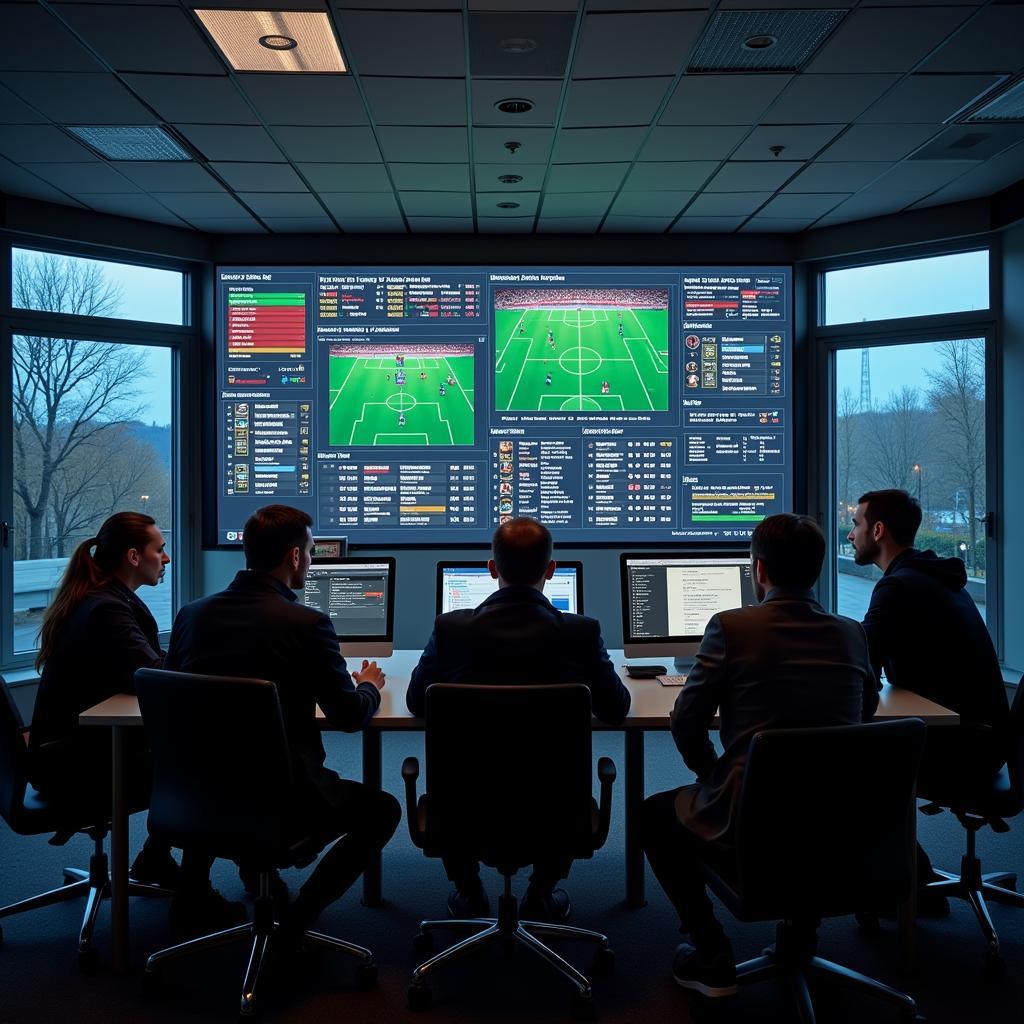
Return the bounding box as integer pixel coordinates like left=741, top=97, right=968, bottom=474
left=911, top=464, right=922, bottom=504
left=140, top=494, right=150, bottom=513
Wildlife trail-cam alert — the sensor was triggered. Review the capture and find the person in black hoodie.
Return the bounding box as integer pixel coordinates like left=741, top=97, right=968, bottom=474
left=848, top=488, right=1009, bottom=910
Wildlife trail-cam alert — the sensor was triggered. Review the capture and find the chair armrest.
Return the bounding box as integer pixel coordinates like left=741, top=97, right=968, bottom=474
left=594, top=756, right=617, bottom=848
left=401, top=756, right=424, bottom=848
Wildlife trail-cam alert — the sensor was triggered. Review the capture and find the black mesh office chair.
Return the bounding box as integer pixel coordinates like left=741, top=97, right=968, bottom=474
left=0, top=676, right=167, bottom=969
left=135, top=668, right=376, bottom=1017
left=917, top=677, right=1024, bottom=973
left=402, top=683, right=616, bottom=1020
left=700, top=719, right=926, bottom=1024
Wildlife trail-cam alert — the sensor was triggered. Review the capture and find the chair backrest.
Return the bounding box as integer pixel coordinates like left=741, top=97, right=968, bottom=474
left=0, top=677, right=30, bottom=827
left=422, top=683, right=594, bottom=871
left=731, top=718, right=926, bottom=920
left=135, top=668, right=293, bottom=864
left=1008, top=677, right=1024, bottom=794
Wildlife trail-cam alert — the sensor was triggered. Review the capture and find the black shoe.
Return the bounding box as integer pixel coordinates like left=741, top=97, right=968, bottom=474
left=239, top=865, right=290, bottom=914
left=447, top=883, right=491, bottom=918
left=520, top=887, right=571, bottom=924
left=672, top=941, right=737, bottom=998
left=130, top=843, right=180, bottom=890
left=169, top=886, right=249, bottom=934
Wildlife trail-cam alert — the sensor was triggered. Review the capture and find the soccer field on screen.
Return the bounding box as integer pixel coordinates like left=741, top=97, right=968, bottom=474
left=328, top=353, right=474, bottom=446
left=494, top=307, right=668, bottom=412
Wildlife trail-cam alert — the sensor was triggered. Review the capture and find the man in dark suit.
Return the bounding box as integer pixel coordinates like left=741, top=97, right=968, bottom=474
left=642, top=514, right=876, bottom=998
left=164, top=504, right=400, bottom=945
left=408, top=517, right=630, bottom=922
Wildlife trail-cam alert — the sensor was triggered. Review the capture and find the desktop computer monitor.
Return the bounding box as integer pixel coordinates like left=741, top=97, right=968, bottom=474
left=620, top=552, right=756, bottom=667
left=436, top=561, right=584, bottom=616
left=301, top=556, right=396, bottom=658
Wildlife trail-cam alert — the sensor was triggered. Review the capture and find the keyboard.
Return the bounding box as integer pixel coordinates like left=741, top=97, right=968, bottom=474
left=656, top=674, right=688, bottom=687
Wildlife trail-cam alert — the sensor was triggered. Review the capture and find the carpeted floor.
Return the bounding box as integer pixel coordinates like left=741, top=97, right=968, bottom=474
left=1, top=730, right=1021, bottom=1024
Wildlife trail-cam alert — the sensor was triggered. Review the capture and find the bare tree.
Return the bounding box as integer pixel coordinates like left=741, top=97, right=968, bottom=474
left=836, top=386, right=860, bottom=535
left=865, top=385, right=931, bottom=493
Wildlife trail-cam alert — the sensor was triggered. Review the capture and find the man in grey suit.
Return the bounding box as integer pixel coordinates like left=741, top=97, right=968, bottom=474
left=642, top=514, right=877, bottom=999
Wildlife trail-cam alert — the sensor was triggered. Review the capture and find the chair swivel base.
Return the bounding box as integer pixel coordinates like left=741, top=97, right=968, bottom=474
left=733, top=922, right=919, bottom=1024
left=408, top=876, right=613, bottom=1019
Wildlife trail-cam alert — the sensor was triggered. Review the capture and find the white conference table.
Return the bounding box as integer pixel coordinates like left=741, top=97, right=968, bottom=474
left=80, top=650, right=958, bottom=973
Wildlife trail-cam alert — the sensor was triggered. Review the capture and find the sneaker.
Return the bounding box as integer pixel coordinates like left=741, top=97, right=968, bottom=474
left=239, top=865, right=290, bottom=915
left=129, top=843, right=180, bottom=890
left=169, top=885, right=249, bottom=934
left=447, top=883, right=491, bottom=918
left=520, top=887, right=571, bottom=924
left=671, top=942, right=737, bottom=999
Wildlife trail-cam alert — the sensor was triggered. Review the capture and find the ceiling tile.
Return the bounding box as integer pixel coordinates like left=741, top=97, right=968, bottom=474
left=238, top=193, right=323, bottom=217
left=152, top=192, right=248, bottom=218
left=758, top=192, right=849, bottom=217
left=541, top=193, right=615, bottom=217
left=552, top=127, right=646, bottom=162
left=0, top=5, right=104, bottom=72
left=334, top=216, right=407, bottom=233
left=909, top=142, right=1024, bottom=206
left=866, top=160, right=975, bottom=193
left=0, top=84, right=46, bottom=124
left=77, top=193, right=187, bottom=225
left=819, top=124, right=942, bottom=161
left=468, top=11, right=575, bottom=77
left=186, top=217, right=266, bottom=233
left=924, top=6, right=1024, bottom=73
left=362, top=78, right=466, bottom=126
left=390, top=163, right=471, bottom=190
left=610, top=191, right=693, bottom=216
left=337, top=11, right=465, bottom=76
left=705, top=161, right=803, bottom=191
left=661, top=75, right=792, bottom=126
left=782, top=161, right=893, bottom=191
left=686, top=192, right=773, bottom=216
left=732, top=125, right=844, bottom=161
left=564, top=78, right=674, bottom=128
left=211, top=163, right=307, bottom=192
left=473, top=126, right=554, bottom=162
left=54, top=4, right=224, bottom=74
left=476, top=192, right=540, bottom=216
left=910, top=124, right=1024, bottom=162
left=478, top=217, right=534, bottom=233
left=625, top=162, right=718, bottom=190
left=573, top=11, right=706, bottom=78
left=108, top=162, right=220, bottom=191
left=859, top=75, right=1002, bottom=124
left=472, top=80, right=563, bottom=126
left=320, top=193, right=403, bottom=219
left=547, top=163, right=630, bottom=192
left=762, top=75, right=900, bottom=124
left=377, top=126, right=468, bottom=163
left=408, top=217, right=475, bottom=232
left=537, top=216, right=602, bottom=233
left=474, top=162, right=548, bottom=190
left=806, top=7, right=974, bottom=74
left=298, top=163, right=393, bottom=191
left=273, top=126, right=383, bottom=163
left=124, top=74, right=258, bottom=124
left=0, top=72, right=157, bottom=124
left=741, top=217, right=816, bottom=232
left=400, top=192, right=473, bottom=216
left=238, top=75, right=368, bottom=127
left=175, top=125, right=283, bottom=162
left=24, top=162, right=140, bottom=194
left=671, top=216, right=746, bottom=233
left=815, top=193, right=912, bottom=225
left=642, top=125, right=748, bottom=161
left=263, top=217, right=338, bottom=233
left=602, top=215, right=676, bottom=232
left=0, top=157, right=85, bottom=204
left=0, top=125, right=98, bottom=163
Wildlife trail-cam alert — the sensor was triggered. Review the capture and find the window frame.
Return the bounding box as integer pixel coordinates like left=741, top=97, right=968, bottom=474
left=0, top=234, right=200, bottom=674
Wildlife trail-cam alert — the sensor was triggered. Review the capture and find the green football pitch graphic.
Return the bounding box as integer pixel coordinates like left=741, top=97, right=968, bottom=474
left=328, top=354, right=474, bottom=446
left=494, top=307, right=668, bottom=412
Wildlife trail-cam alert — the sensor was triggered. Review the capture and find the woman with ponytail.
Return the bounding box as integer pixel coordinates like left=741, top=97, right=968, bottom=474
left=29, top=511, right=179, bottom=887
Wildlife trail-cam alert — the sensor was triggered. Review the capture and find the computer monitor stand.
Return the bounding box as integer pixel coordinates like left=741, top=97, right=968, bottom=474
left=673, top=655, right=697, bottom=671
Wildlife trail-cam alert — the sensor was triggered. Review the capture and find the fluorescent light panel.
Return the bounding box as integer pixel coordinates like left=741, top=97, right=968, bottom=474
left=195, top=9, right=346, bottom=73
left=965, top=78, right=1024, bottom=122
left=68, top=125, right=190, bottom=160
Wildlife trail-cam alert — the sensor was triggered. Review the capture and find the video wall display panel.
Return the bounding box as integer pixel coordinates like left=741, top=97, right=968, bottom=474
left=214, top=266, right=792, bottom=545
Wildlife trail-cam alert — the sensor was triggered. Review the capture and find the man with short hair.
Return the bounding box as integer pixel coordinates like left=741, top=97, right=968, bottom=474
left=165, top=504, right=400, bottom=947
left=408, top=517, right=630, bottom=922
left=642, top=514, right=876, bottom=998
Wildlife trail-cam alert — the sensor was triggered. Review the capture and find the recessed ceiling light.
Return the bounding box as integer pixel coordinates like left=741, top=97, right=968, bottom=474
left=498, top=174, right=524, bottom=184
left=742, top=34, right=777, bottom=50
left=68, top=125, right=191, bottom=161
left=495, top=98, right=534, bottom=115
left=195, top=9, right=346, bottom=73
left=497, top=202, right=521, bottom=209
left=499, top=37, right=537, bottom=55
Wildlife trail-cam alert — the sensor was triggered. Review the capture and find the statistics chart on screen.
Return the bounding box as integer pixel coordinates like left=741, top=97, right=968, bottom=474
left=214, top=266, right=792, bottom=545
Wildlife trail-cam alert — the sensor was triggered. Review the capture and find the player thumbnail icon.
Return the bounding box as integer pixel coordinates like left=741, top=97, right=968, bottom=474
left=499, top=440, right=513, bottom=454
left=686, top=373, right=700, bottom=388
left=499, top=481, right=513, bottom=495
left=685, top=335, right=700, bottom=350
left=499, top=498, right=513, bottom=514
left=500, top=460, right=513, bottom=474
left=685, top=361, right=698, bottom=373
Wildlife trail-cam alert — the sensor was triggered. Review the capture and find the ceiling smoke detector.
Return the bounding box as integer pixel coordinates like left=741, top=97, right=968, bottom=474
left=742, top=34, right=777, bottom=50
left=497, top=202, right=521, bottom=209
left=495, top=98, right=534, bottom=115
left=498, top=174, right=524, bottom=184
left=500, top=37, right=537, bottom=54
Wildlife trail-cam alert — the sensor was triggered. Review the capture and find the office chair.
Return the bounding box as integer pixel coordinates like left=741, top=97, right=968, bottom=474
left=135, top=668, right=376, bottom=1017
left=699, top=719, right=926, bottom=1024
left=0, top=676, right=168, bottom=969
left=916, top=677, right=1024, bottom=973
left=402, top=683, right=616, bottom=1020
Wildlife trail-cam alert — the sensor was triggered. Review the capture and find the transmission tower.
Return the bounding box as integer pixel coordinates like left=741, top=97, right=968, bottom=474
left=859, top=348, right=872, bottom=412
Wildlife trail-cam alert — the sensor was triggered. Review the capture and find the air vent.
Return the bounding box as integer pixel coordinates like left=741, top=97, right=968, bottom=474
left=909, top=124, right=1024, bottom=161
left=68, top=125, right=190, bottom=161
left=495, top=98, right=534, bottom=115
left=963, top=77, right=1024, bottom=122
left=688, top=10, right=846, bottom=73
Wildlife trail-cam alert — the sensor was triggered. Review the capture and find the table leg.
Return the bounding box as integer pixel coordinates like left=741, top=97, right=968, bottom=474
left=361, top=730, right=383, bottom=907
left=625, top=731, right=647, bottom=909
left=110, top=725, right=129, bottom=972
left=898, top=794, right=918, bottom=970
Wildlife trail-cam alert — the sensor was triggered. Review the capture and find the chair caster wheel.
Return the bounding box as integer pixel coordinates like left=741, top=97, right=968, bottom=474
left=354, top=961, right=378, bottom=990
left=77, top=947, right=99, bottom=973
left=855, top=911, right=881, bottom=936
left=591, top=946, right=615, bottom=977
left=0, top=924, right=4, bottom=947
left=982, top=951, right=1005, bottom=979
left=569, top=990, right=596, bottom=1020
left=413, top=932, right=434, bottom=956
left=408, top=982, right=432, bottom=1011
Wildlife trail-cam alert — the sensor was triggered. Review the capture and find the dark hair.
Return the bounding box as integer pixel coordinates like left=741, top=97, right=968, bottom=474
left=858, top=489, right=922, bottom=546
left=36, top=511, right=157, bottom=670
left=492, top=517, right=553, bottom=586
left=243, top=504, right=312, bottom=572
left=750, top=513, right=825, bottom=590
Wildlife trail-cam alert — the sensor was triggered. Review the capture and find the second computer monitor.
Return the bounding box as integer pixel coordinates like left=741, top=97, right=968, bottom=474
left=436, top=561, right=584, bottom=616
left=301, top=556, right=396, bottom=658
left=620, top=552, right=756, bottom=667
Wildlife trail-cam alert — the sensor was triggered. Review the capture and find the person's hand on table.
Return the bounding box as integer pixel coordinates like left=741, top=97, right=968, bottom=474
left=354, top=659, right=386, bottom=690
